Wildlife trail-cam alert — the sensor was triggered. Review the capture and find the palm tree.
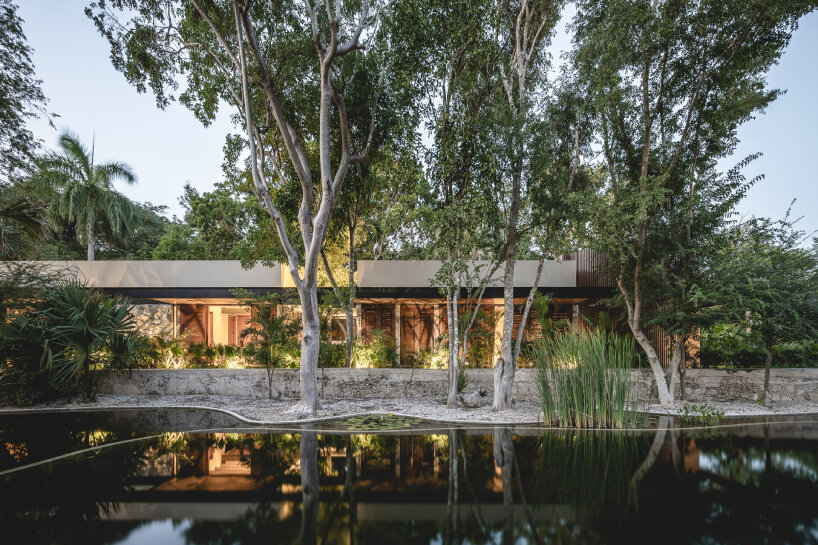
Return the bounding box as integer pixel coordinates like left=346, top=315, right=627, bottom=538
left=40, top=131, right=138, bottom=260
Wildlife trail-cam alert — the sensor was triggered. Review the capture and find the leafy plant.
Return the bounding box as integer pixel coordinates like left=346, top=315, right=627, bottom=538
left=352, top=330, right=398, bottom=369
left=341, top=415, right=421, bottom=431
left=676, top=404, right=725, bottom=427
left=530, top=328, right=639, bottom=428
left=0, top=280, right=142, bottom=403
left=232, top=289, right=301, bottom=397
left=457, top=367, right=468, bottom=393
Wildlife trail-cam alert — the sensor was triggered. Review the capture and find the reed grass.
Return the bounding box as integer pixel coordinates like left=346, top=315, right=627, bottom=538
left=529, top=329, right=639, bottom=428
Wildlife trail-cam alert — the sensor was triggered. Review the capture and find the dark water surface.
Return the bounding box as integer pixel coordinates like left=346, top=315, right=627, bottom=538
left=1, top=409, right=817, bottom=544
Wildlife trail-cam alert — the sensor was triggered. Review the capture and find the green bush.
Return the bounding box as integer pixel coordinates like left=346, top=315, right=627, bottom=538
left=0, top=281, right=143, bottom=403
left=700, top=323, right=818, bottom=368
left=529, top=329, right=639, bottom=428
left=352, top=330, right=398, bottom=368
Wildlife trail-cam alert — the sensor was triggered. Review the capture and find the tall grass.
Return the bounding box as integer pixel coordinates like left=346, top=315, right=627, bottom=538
left=529, top=329, right=639, bottom=428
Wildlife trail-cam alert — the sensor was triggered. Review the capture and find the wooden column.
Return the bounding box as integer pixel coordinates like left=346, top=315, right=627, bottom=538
left=394, top=303, right=401, bottom=365
left=433, top=304, right=440, bottom=348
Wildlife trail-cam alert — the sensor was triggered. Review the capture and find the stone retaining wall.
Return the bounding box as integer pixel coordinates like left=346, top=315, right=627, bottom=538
left=101, top=368, right=818, bottom=403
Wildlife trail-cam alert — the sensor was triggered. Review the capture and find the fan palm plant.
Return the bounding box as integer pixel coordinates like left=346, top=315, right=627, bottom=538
left=0, top=194, right=44, bottom=258
left=39, top=131, right=138, bottom=260
left=44, top=282, right=136, bottom=399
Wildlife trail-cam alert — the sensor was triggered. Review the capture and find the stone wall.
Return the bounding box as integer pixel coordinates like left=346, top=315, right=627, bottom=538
left=131, top=304, right=173, bottom=337
left=101, top=367, right=818, bottom=403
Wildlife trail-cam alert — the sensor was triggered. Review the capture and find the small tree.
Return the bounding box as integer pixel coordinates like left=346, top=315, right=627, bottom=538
left=234, top=289, right=301, bottom=399
left=708, top=216, right=818, bottom=406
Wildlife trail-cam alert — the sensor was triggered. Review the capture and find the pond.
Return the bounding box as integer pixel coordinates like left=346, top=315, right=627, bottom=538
left=1, top=409, right=817, bottom=544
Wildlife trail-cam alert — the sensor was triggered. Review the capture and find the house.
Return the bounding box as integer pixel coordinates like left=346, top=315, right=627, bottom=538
left=14, top=252, right=671, bottom=367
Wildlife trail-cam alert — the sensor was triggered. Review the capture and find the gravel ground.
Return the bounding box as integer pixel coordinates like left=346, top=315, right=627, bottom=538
left=4, top=394, right=818, bottom=424
left=2, top=394, right=545, bottom=425
left=646, top=400, right=818, bottom=417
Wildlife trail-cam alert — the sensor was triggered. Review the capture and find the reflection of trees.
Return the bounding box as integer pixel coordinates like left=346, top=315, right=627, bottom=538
left=7, top=423, right=818, bottom=545
left=446, top=429, right=459, bottom=545
left=300, top=430, right=319, bottom=545
left=532, top=428, right=652, bottom=509
left=183, top=502, right=301, bottom=545
left=493, top=428, right=514, bottom=545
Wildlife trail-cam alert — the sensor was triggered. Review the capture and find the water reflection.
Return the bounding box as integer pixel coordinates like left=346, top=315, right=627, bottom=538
left=1, top=412, right=818, bottom=544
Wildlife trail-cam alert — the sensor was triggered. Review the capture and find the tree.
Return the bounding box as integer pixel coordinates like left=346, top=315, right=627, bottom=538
left=709, top=216, right=818, bottom=406
left=89, top=0, right=387, bottom=413
left=38, top=131, right=139, bottom=261
left=413, top=0, right=505, bottom=407
left=234, top=288, right=301, bottom=399
left=153, top=183, right=246, bottom=259
left=0, top=0, right=51, bottom=185
left=490, top=0, right=562, bottom=411
left=575, top=0, right=815, bottom=405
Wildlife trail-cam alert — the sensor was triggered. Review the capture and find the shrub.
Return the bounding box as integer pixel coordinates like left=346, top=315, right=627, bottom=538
left=0, top=280, right=142, bottom=403
left=352, top=330, right=397, bottom=368
left=529, top=329, right=639, bottom=428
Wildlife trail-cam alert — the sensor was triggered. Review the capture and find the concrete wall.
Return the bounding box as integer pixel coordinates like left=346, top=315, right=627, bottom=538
left=15, top=260, right=281, bottom=288
left=357, top=260, right=577, bottom=288
left=101, top=368, right=818, bottom=403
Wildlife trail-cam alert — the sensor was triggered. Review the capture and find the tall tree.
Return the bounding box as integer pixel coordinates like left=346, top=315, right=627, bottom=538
left=575, top=0, right=815, bottom=405
left=0, top=0, right=51, bottom=185
left=417, top=0, right=505, bottom=407
left=89, top=0, right=387, bottom=413
left=39, top=131, right=138, bottom=261
left=491, top=0, right=562, bottom=410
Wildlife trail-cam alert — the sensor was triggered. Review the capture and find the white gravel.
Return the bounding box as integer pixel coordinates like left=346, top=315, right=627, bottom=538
left=4, top=394, right=545, bottom=425
left=646, top=400, right=818, bottom=418
left=4, top=395, right=818, bottom=425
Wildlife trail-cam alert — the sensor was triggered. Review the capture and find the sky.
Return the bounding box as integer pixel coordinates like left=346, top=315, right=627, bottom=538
left=17, top=2, right=818, bottom=235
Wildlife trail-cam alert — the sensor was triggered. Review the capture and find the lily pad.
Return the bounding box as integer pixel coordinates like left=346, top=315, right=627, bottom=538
left=341, top=414, right=422, bottom=431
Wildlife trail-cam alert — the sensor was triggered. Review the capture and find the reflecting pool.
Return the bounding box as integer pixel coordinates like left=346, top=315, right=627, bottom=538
left=1, top=409, right=817, bottom=544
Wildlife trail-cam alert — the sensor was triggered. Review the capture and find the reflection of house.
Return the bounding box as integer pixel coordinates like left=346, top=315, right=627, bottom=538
left=20, top=253, right=678, bottom=366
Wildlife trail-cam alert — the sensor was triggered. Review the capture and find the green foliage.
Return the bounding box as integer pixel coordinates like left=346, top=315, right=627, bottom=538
left=153, top=183, right=248, bottom=259
left=530, top=329, right=639, bottom=428
left=576, top=0, right=814, bottom=394
left=0, top=0, right=51, bottom=183
left=0, top=188, right=44, bottom=258
left=704, top=215, right=818, bottom=368
left=352, top=330, right=398, bottom=369
left=0, top=280, right=142, bottom=403
left=677, top=404, right=725, bottom=427
left=411, top=343, right=450, bottom=370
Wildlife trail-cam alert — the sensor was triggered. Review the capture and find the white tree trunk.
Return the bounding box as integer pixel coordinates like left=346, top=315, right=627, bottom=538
left=493, top=242, right=518, bottom=411
left=629, top=323, right=674, bottom=406
left=297, top=285, right=321, bottom=412
left=447, top=289, right=459, bottom=408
